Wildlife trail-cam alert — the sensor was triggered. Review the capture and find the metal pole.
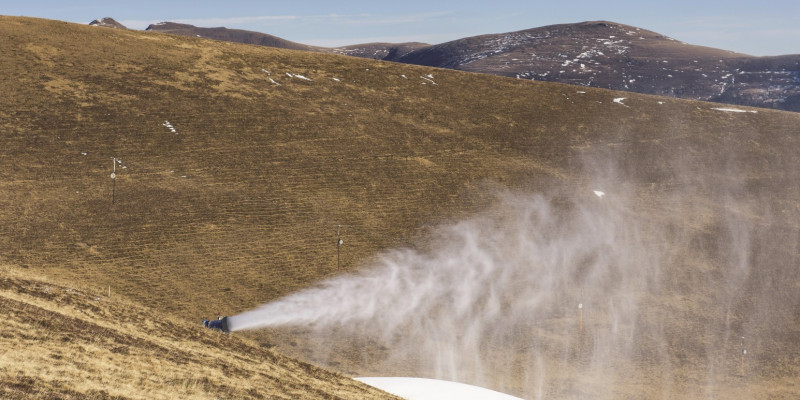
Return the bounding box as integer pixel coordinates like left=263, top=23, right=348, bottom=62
left=111, top=158, right=117, bottom=205
left=741, top=336, right=746, bottom=376
left=336, top=225, right=343, bottom=270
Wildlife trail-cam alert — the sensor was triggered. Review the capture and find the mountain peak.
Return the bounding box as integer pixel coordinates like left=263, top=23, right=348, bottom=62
left=88, top=17, right=127, bottom=29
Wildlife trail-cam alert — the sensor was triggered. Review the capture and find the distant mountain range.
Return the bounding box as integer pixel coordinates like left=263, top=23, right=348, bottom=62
left=92, top=17, right=800, bottom=112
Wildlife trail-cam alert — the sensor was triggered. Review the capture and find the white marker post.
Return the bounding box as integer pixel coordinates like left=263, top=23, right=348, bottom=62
left=741, top=336, right=746, bottom=376
left=578, top=303, right=584, bottom=333
left=111, top=157, right=117, bottom=205
left=336, top=225, right=344, bottom=270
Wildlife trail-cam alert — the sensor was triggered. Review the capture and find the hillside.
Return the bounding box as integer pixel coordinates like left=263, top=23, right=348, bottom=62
left=2, top=16, right=800, bottom=399
left=132, top=20, right=800, bottom=112
left=145, top=22, right=320, bottom=52
left=0, top=265, right=398, bottom=399
left=390, top=21, right=800, bottom=112
left=329, top=42, right=429, bottom=61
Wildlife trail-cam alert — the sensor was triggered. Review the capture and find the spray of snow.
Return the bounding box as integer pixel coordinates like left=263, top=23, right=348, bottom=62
left=229, top=186, right=670, bottom=395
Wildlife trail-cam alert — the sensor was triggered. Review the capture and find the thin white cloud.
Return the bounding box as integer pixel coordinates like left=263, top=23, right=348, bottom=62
left=672, top=15, right=756, bottom=30
left=121, top=11, right=453, bottom=31
left=172, top=15, right=299, bottom=26
left=321, top=11, right=454, bottom=26
left=304, top=32, right=467, bottom=47
left=119, top=15, right=298, bottom=30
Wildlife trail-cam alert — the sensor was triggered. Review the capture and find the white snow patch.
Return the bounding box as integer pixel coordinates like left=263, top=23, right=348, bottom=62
left=711, top=107, right=757, bottom=113
left=163, top=121, right=177, bottom=134
left=355, top=377, right=523, bottom=400
left=401, top=74, right=408, bottom=79
left=613, top=97, right=628, bottom=106
left=261, top=69, right=271, bottom=75
left=269, top=78, right=280, bottom=86
left=332, top=77, right=340, bottom=82
left=420, top=75, right=437, bottom=85
left=593, top=190, right=606, bottom=198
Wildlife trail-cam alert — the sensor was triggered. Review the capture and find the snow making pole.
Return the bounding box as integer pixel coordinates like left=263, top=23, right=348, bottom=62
left=111, top=157, right=117, bottom=205
left=741, top=336, right=746, bottom=376
left=337, top=225, right=344, bottom=270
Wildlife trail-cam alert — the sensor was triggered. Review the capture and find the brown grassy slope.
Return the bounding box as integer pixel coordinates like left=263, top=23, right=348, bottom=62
left=0, top=15, right=595, bottom=318
left=0, top=264, right=399, bottom=399
left=1, top=16, right=800, bottom=398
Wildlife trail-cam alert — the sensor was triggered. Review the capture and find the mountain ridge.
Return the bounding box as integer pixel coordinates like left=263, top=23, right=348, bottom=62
left=89, top=17, right=127, bottom=29
left=127, top=18, right=800, bottom=111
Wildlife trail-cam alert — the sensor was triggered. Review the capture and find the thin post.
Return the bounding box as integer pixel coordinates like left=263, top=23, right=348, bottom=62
left=741, top=336, right=746, bottom=376
left=578, top=303, right=583, bottom=333
left=336, top=225, right=343, bottom=270
left=111, top=157, right=117, bottom=205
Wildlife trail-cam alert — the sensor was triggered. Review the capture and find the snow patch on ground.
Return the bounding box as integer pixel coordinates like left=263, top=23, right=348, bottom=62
left=420, top=75, right=437, bottom=85
left=285, top=73, right=312, bottom=81
left=711, top=107, right=757, bottom=113
left=355, top=377, right=523, bottom=400
left=613, top=97, right=628, bottom=106
left=162, top=121, right=177, bottom=134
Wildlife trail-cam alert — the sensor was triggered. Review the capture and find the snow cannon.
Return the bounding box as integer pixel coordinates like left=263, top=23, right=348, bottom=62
left=205, top=316, right=231, bottom=333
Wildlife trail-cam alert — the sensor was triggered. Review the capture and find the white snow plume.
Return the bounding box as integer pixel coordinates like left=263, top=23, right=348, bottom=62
left=227, top=113, right=800, bottom=397
left=228, top=187, right=667, bottom=392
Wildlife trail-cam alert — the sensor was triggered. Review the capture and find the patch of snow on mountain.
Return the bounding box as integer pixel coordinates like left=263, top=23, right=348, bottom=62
left=162, top=121, right=177, bottom=134
left=711, top=107, right=757, bottom=113
left=420, top=75, right=437, bottom=85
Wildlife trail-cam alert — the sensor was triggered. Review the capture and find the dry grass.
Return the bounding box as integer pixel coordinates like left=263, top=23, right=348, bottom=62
left=0, top=264, right=399, bottom=399
left=1, top=16, right=799, bottom=398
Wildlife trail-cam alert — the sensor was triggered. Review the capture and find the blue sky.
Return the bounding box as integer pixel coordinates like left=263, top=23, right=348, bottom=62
left=5, top=1, right=799, bottom=56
